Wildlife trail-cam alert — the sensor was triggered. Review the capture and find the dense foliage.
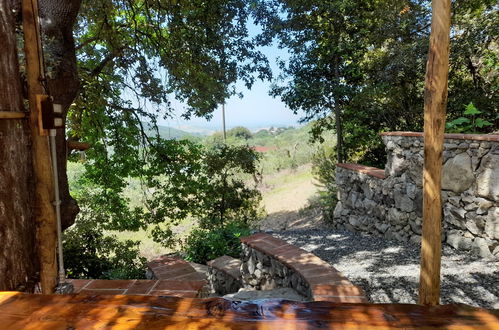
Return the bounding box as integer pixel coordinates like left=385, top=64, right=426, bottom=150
left=60, top=0, right=496, bottom=275
left=63, top=188, right=147, bottom=279
left=184, top=222, right=251, bottom=264
left=257, top=0, right=498, bottom=166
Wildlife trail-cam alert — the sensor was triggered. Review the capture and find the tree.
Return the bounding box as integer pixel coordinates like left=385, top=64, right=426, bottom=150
left=227, top=126, right=253, bottom=140
left=260, top=0, right=497, bottom=166
left=8, top=0, right=272, bottom=231
left=0, top=0, right=38, bottom=291
left=258, top=0, right=376, bottom=163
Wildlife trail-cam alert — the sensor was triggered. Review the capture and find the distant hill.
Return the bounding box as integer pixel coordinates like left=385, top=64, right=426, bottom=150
left=145, top=124, right=204, bottom=140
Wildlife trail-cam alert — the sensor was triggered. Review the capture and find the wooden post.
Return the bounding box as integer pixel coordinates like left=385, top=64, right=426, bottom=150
left=22, top=0, right=58, bottom=294
left=419, top=0, right=452, bottom=306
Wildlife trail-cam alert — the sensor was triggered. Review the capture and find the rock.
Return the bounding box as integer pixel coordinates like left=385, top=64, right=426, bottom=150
left=476, top=154, right=499, bottom=200
left=247, top=257, right=256, bottom=274
left=406, top=183, right=417, bottom=199
left=410, top=235, right=421, bottom=245
left=388, top=154, right=406, bottom=176
left=493, top=245, right=499, bottom=258
left=475, top=198, right=494, bottom=215
left=484, top=207, right=499, bottom=240
left=409, top=218, right=422, bottom=235
left=387, top=208, right=408, bottom=225
left=464, top=212, right=485, bottom=235
left=333, top=202, right=343, bottom=218
left=394, top=188, right=414, bottom=212
left=443, top=204, right=466, bottom=229
left=446, top=231, right=472, bottom=250
left=472, top=237, right=494, bottom=259
left=447, top=196, right=461, bottom=207
left=348, top=216, right=361, bottom=228
left=442, top=153, right=474, bottom=193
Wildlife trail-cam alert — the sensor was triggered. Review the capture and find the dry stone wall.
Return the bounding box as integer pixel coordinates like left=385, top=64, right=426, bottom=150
left=240, top=244, right=312, bottom=299
left=334, top=132, right=499, bottom=259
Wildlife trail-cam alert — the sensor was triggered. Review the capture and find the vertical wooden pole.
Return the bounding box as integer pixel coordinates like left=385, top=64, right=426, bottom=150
left=419, top=0, right=451, bottom=306
left=22, top=0, right=58, bottom=294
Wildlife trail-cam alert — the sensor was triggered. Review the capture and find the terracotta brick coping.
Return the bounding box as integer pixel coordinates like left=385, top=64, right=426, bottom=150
left=380, top=131, right=499, bottom=142
left=207, top=255, right=242, bottom=280
left=240, top=233, right=367, bottom=303
left=336, top=163, right=386, bottom=179
left=67, top=279, right=205, bottom=298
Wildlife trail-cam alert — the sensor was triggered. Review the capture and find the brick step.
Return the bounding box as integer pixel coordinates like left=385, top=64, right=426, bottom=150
left=147, top=255, right=207, bottom=281
left=68, top=279, right=206, bottom=298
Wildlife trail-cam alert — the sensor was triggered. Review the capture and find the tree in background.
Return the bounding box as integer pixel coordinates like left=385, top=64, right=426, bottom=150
left=258, top=0, right=497, bottom=166
left=257, top=0, right=375, bottom=163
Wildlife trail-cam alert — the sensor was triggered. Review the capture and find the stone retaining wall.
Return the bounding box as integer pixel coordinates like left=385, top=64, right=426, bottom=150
left=207, top=256, right=242, bottom=295
left=334, top=132, right=499, bottom=259
left=240, top=233, right=367, bottom=303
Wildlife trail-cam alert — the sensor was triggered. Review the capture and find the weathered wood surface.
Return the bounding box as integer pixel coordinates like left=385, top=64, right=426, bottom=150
left=0, top=292, right=498, bottom=329
left=0, top=0, right=39, bottom=292
left=22, top=0, right=58, bottom=294
left=419, top=0, right=452, bottom=306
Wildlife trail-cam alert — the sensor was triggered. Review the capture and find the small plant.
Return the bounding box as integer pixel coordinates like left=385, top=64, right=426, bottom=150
left=183, top=222, right=250, bottom=264
left=446, top=102, right=493, bottom=133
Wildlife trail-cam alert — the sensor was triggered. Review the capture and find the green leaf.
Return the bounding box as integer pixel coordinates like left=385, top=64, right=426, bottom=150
left=463, top=102, right=481, bottom=115
left=448, top=117, right=471, bottom=125
left=475, top=118, right=493, bottom=128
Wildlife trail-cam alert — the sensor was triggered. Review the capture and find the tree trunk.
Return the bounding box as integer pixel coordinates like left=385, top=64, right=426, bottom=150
left=333, top=58, right=344, bottom=164
left=38, top=0, right=82, bottom=229
left=0, top=0, right=39, bottom=292
left=334, top=106, right=344, bottom=163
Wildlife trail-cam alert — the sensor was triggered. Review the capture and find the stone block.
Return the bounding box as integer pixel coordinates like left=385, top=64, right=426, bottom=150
left=476, top=154, right=499, bottom=201
left=442, top=153, right=474, bottom=193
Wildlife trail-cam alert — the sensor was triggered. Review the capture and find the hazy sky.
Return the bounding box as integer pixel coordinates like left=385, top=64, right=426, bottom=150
left=158, top=30, right=305, bottom=131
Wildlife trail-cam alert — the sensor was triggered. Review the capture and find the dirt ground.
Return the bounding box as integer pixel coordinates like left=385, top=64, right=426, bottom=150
left=258, top=164, right=325, bottom=231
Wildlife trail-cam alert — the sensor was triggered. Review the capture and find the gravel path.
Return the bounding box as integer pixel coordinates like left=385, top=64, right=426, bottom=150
left=272, top=228, right=499, bottom=309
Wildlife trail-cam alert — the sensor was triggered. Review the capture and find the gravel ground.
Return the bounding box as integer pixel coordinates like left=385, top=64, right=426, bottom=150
left=272, top=228, right=499, bottom=309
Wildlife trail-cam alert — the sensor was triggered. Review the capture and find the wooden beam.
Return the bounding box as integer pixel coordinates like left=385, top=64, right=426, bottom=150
left=67, top=140, right=91, bottom=151
left=22, top=0, right=58, bottom=294
left=419, top=0, right=452, bottom=306
left=0, top=111, right=27, bottom=119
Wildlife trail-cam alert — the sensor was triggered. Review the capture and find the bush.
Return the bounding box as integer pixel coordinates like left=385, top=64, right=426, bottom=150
left=312, top=145, right=338, bottom=223
left=184, top=222, right=250, bottom=264
left=63, top=189, right=147, bottom=279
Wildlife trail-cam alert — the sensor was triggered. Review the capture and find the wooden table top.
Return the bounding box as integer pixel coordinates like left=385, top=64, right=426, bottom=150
left=0, top=291, right=498, bottom=329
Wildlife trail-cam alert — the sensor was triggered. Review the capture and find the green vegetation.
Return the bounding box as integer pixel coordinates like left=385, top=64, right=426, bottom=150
left=258, top=0, right=497, bottom=167
left=184, top=223, right=251, bottom=264
left=446, top=103, right=494, bottom=133
left=59, top=0, right=496, bottom=280
left=65, top=141, right=262, bottom=277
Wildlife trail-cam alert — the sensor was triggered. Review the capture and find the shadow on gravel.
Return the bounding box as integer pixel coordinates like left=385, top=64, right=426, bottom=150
left=273, top=229, right=499, bottom=309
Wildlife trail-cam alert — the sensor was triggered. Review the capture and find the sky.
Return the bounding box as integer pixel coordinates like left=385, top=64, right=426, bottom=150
left=157, top=28, right=305, bottom=132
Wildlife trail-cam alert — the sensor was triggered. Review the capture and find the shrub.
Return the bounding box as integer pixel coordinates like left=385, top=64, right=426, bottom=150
left=312, top=145, right=338, bottom=223
left=184, top=222, right=250, bottom=264
left=63, top=189, right=147, bottom=280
